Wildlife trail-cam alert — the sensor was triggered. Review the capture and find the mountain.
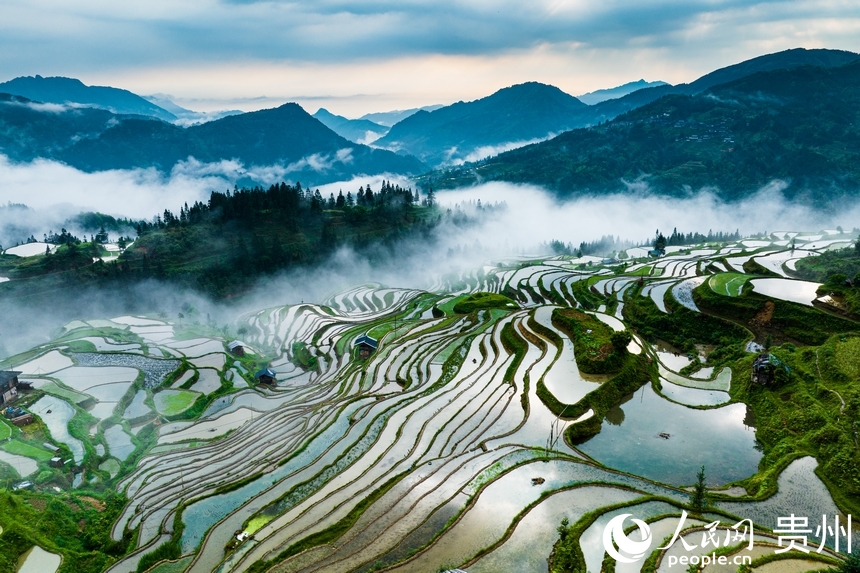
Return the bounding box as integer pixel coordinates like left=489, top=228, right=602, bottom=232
left=59, top=103, right=427, bottom=180
left=375, top=49, right=859, bottom=168
left=0, top=95, right=426, bottom=183
left=359, top=105, right=444, bottom=127
left=312, top=108, right=389, bottom=144
left=374, top=82, right=589, bottom=166
left=143, top=94, right=243, bottom=126
left=423, top=59, right=860, bottom=202
left=581, top=47, right=860, bottom=125
left=0, top=93, right=122, bottom=160
left=577, top=80, right=668, bottom=105
left=0, top=75, right=176, bottom=121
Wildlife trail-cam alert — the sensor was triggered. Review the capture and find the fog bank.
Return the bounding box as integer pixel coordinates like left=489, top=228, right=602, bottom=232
left=2, top=173, right=857, bottom=357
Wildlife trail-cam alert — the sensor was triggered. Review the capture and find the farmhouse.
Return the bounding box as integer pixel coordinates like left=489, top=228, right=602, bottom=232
left=254, top=367, right=277, bottom=385
left=354, top=334, right=378, bottom=359
left=0, top=370, right=22, bottom=405
left=751, top=353, right=789, bottom=386
left=227, top=340, right=245, bottom=356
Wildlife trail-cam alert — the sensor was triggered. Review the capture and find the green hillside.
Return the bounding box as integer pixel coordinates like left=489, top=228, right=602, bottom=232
left=425, top=60, right=860, bottom=200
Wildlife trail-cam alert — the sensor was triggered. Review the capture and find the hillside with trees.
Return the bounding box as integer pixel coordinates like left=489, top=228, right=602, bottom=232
left=424, top=59, right=860, bottom=202
left=0, top=181, right=469, bottom=301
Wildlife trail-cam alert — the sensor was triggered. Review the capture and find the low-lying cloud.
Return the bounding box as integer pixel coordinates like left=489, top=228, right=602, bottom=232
left=0, top=153, right=376, bottom=247
left=446, top=134, right=555, bottom=166
left=286, top=148, right=354, bottom=173
left=2, top=165, right=858, bottom=356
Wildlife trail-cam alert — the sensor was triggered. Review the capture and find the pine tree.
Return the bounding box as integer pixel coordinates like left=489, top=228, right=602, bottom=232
left=690, top=465, right=709, bottom=512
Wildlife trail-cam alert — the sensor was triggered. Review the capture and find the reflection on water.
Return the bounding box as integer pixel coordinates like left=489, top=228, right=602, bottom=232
left=577, top=384, right=761, bottom=486
left=744, top=404, right=757, bottom=428
left=750, top=278, right=821, bottom=306
left=31, top=395, right=85, bottom=463
left=604, top=392, right=633, bottom=426
left=721, top=457, right=860, bottom=550
left=470, top=486, right=641, bottom=573
left=659, top=379, right=730, bottom=406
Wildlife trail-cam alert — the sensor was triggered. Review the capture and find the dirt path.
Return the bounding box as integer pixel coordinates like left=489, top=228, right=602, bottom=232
left=815, top=349, right=846, bottom=415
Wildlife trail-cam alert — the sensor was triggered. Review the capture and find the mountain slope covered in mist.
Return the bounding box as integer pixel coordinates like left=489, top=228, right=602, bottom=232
left=0, top=98, right=426, bottom=183
left=374, top=82, right=589, bottom=166
left=426, top=59, right=860, bottom=201
left=0, top=75, right=177, bottom=121
left=0, top=93, right=123, bottom=159
left=312, top=108, right=389, bottom=143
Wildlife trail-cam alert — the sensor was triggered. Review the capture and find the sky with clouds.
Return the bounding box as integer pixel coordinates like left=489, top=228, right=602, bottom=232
left=1, top=0, right=859, bottom=116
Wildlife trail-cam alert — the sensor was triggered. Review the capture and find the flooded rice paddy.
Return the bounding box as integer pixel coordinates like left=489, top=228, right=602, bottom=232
left=577, top=384, right=761, bottom=485
left=1, top=232, right=852, bottom=573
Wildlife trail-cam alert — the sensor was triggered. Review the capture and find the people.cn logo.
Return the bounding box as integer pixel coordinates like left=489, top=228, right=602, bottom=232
left=602, top=514, right=653, bottom=563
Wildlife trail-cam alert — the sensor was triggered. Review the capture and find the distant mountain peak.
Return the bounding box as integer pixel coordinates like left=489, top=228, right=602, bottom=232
left=374, top=81, right=588, bottom=166
left=312, top=108, right=389, bottom=144
left=0, top=75, right=176, bottom=121
left=577, top=79, right=669, bottom=105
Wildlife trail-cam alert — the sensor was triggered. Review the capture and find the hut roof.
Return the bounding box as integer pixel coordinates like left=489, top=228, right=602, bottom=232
left=0, top=371, right=21, bottom=385
left=354, top=334, right=378, bottom=349
left=227, top=340, right=245, bottom=350
left=254, top=367, right=277, bottom=380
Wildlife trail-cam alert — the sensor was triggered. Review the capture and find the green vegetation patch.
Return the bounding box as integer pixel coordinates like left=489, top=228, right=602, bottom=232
left=290, top=341, right=318, bottom=370
left=570, top=279, right=604, bottom=310
left=695, top=280, right=857, bottom=346
left=625, top=283, right=749, bottom=360
left=794, top=243, right=860, bottom=284
left=153, top=389, right=200, bottom=416
left=628, top=265, right=654, bottom=276
left=1, top=440, right=54, bottom=461
left=708, top=272, right=751, bottom=297
left=731, top=338, right=860, bottom=516
left=38, top=380, right=92, bottom=406
left=834, top=337, right=860, bottom=379
left=452, top=291, right=518, bottom=314
left=551, top=309, right=623, bottom=374
left=0, top=419, right=11, bottom=441
left=500, top=322, right=529, bottom=384
left=437, top=294, right=470, bottom=315
left=0, top=489, right=131, bottom=573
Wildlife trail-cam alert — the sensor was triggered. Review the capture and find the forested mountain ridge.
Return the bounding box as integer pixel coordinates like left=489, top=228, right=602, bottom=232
left=577, top=47, right=860, bottom=126
left=375, top=48, right=859, bottom=168
left=374, top=82, right=589, bottom=166
left=0, top=98, right=426, bottom=183
left=423, top=59, right=860, bottom=201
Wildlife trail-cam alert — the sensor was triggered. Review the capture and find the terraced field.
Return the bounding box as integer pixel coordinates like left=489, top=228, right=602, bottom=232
left=0, top=229, right=857, bottom=573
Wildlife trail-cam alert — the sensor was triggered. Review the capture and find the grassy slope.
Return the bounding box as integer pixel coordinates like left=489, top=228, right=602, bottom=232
left=709, top=272, right=750, bottom=296
left=551, top=308, right=623, bottom=374
left=452, top=292, right=517, bottom=314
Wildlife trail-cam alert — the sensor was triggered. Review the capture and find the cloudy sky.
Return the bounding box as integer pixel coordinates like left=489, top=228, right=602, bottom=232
left=2, top=0, right=859, bottom=116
